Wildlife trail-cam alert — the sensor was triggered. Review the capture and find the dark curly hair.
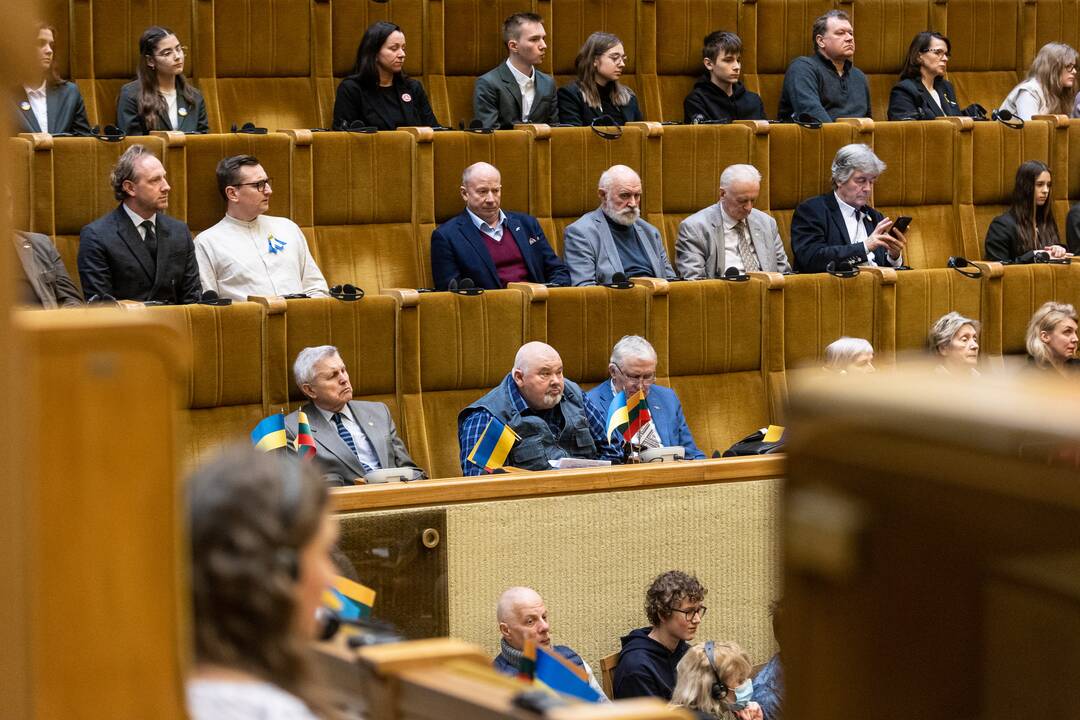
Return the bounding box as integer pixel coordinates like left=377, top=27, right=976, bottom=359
left=645, top=570, right=707, bottom=626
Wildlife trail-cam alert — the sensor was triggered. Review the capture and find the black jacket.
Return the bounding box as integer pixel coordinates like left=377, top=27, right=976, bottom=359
left=791, top=193, right=889, bottom=272
left=983, top=212, right=1069, bottom=263
left=887, top=76, right=963, bottom=120
left=557, top=81, right=642, bottom=126
left=14, top=81, right=92, bottom=135
left=333, top=75, right=440, bottom=130
left=1067, top=203, right=1080, bottom=251
left=612, top=627, right=689, bottom=700
left=683, top=75, right=766, bottom=124
left=116, top=79, right=209, bottom=135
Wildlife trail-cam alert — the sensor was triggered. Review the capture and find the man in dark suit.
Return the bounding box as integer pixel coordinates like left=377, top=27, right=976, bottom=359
left=77, top=144, right=201, bottom=303
left=473, top=12, right=558, bottom=127
left=790, top=143, right=907, bottom=274
left=284, top=346, right=420, bottom=486
left=430, top=162, right=569, bottom=290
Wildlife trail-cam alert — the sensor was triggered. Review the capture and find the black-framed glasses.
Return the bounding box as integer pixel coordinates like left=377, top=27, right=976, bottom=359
left=669, top=605, right=707, bottom=621
left=614, top=363, right=656, bottom=385
left=155, top=45, right=188, bottom=60
left=233, top=178, right=273, bottom=192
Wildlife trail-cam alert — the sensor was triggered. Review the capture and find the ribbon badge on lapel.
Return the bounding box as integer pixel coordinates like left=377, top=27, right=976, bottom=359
left=268, top=234, right=287, bottom=254
left=178, top=107, right=189, bottom=117
left=20, top=101, right=31, bottom=111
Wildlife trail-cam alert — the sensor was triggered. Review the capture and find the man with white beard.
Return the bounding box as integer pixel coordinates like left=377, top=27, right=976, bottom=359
left=562, top=165, right=676, bottom=286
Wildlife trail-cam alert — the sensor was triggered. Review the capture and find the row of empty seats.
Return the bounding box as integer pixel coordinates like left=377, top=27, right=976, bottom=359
left=39, top=0, right=1080, bottom=129
left=119, top=260, right=1080, bottom=478
left=11, top=118, right=1080, bottom=294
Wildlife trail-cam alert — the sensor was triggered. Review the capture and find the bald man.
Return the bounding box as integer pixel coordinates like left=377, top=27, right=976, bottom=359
left=458, top=342, right=622, bottom=475
left=562, top=165, right=675, bottom=286
left=430, top=162, right=569, bottom=290
left=493, top=586, right=609, bottom=701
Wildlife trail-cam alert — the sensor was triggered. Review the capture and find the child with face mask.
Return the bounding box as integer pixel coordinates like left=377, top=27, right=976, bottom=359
left=669, top=641, right=763, bottom=720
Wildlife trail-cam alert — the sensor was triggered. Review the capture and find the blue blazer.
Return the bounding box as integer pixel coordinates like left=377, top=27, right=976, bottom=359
left=586, top=380, right=705, bottom=460
left=430, top=210, right=570, bottom=290
left=790, top=192, right=888, bottom=273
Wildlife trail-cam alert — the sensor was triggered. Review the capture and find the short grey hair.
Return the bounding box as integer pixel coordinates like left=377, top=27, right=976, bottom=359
left=293, top=345, right=340, bottom=389
left=719, top=164, right=762, bottom=190
left=598, top=164, right=640, bottom=193
left=610, top=335, right=657, bottom=366
left=831, top=144, right=886, bottom=187
left=110, top=143, right=152, bottom=201
left=824, top=337, right=873, bottom=369
left=929, top=312, right=980, bottom=353
left=496, top=586, right=542, bottom=624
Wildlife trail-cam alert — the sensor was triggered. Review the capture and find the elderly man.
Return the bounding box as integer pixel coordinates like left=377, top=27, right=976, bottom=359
left=8, top=186, right=81, bottom=308
left=586, top=335, right=705, bottom=458
left=562, top=165, right=676, bottom=286
left=77, top=143, right=201, bottom=303
left=430, top=162, right=568, bottom=290
left=777, top=9, right=870, bottom=123
left=195, top=155, right=328, bottom=300
left=676, top=164, right=791, bottom=278
left=791, top=144, right=906, bottom=273
left=458, top=341, right=621, bottom=475
left=285, top=345, right=419, bottom=486
left=474, top=13, right=558, bottom=127
left=493, top=586, right=608, bottom=700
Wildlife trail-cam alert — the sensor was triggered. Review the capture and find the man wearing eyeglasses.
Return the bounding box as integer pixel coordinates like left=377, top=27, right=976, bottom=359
left=585, top=335, right=705, bottom=459
left=194, top=155, right=329, bottom=300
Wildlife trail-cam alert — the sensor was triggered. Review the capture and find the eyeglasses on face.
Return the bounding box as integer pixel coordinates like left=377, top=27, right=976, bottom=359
left=154, top=45, right=188, bottom=60
left=922, top=48, right=949, bottom=58
left=233, top=178, right=273, bottom=192
left=615, top=363, right=656, bottom=384
left=669, top=605, right=707, bottom=621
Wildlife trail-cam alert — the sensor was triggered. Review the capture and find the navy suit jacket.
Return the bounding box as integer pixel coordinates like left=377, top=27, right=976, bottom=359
left=586, top=380, right=705, bottom=460
left=430, top=210, right=570, bottom=290
left=790, top=192, right=888, bottom=273
left=15, top=81, right=92, bottom=135
left=77, top=205, right=201, bottom=303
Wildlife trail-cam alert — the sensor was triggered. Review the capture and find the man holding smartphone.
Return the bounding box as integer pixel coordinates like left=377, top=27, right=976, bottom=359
left=790, top=143, right=907, bottom=273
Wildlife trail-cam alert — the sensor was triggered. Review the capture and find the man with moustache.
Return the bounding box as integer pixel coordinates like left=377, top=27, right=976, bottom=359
left=562, top=165, right=676, bottom=286
left=457, top=341, right=622, bottom=475
left=77, top=143, right=201, bottom=303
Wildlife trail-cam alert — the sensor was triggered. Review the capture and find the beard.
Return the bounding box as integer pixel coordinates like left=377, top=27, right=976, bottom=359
left=602, top=202, right=640, bottom=227
left=537, top=389, right=564, bottom=409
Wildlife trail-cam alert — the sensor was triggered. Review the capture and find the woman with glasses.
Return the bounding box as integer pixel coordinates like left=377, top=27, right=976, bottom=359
left=1000, top=42, right=1078, bottom=120
left=117, top=26, right=209, bottom=135
left=333, top=21, right=439, bottom=131
left=557, top=32, right=642, bottom=126
left=15, top=22, right=92, bottom=135
left=888, top=32, right=965, bottom=120
left=984, top=160, right=1069, bottom=263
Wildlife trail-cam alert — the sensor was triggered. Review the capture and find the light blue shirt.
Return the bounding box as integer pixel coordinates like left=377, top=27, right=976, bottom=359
left=465, top=208, right=508, bottom=242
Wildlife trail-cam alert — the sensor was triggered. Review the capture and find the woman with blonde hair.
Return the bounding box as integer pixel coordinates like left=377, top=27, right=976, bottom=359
left=557, top=32, right=643, bottom=125
left=1000, top=42, right=1078, bottom=119
left=669, top=641, right=762, bottom=719
left=1025, top=301, right=1079, bottom=375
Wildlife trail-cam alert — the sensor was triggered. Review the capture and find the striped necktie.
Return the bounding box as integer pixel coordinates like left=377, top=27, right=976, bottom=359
left=332, top=412, right=374, bottom=475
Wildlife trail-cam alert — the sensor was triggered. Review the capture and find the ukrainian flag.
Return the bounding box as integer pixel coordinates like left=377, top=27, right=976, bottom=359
left=522, top=640, right=604, bottom=703
left=605, top=390, right=629, bottom=441
left=250, top=413, right=287, bottom=452
left=467, top=418, right=520, bottom=472
left=322, top=575, right=376, bottom=620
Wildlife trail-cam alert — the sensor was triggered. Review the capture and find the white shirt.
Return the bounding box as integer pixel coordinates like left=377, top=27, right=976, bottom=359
left=505, top=59, right=536, bottom=121
left=194, top=214, right=329, bottom=300
left=719, top=205, right=753, bottom=273
left=186, top=679, right=318, bottom=720
left=315, top=403, right=382, bottom=471
left=833, top=193, right=902, bottom=268
left=121, top=203, right=157, bottom=242
left=160, top=88, right=179, bottom=129
left=466, top=207, right=508, bottom=242
left=23, top=82, right=48, bottom=133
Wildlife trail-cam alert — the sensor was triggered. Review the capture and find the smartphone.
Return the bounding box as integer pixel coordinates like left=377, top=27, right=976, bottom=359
left=892, top=216, right=913, bottom=234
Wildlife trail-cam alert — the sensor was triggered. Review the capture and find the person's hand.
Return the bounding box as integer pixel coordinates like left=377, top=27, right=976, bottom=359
left=734, top=701, right=764, bottom=720
left=866, top=218, right=906, bottom=260
left=1043, top=244, right=1068, bottom=259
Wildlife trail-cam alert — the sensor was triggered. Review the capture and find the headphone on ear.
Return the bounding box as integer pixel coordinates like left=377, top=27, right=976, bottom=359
left=704, top=640, right=729, bottom=701
left=275, top=459, right=305, bottom=581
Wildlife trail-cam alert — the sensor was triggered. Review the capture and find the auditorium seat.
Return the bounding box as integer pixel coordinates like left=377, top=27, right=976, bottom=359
left=891, top=265, right=998, bottom=359
left=305, top=130, right=429, bottom=293
left=940, top=0, right=1027, bottom=113
left=391, top=287, right=531, bottom=478
left=9, top=138, right=33, bottom=233
left=846, top=0, right=934, bottom=121
left=998, top=262, right=1080, bottom=360
left=1069, top=119, right=1080, bottom=224
left=430, top=128, right=535, bottom=225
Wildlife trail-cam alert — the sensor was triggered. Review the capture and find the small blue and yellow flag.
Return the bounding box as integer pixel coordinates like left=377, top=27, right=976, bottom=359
left=605, top=390, right=630, bottom=441
left=467, top=417, right=520, bottom=472
left=250, top=413, right=287, bottom=452
left=322, top=575, right=376, bottom=620
left=522, top=640, right=604, bottom=703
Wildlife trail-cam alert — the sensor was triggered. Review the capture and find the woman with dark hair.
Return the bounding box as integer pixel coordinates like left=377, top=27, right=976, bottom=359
left=116, top=26, right=209, bottom=135
left=14, top=22, right=92, bottom=135
left=984, top=160, right=1069, bottom=263
left=332, top=22, right=439, bottom=131
left=185, top=446, right=339, bottom=719
left=557, top=32, right=642, bottom=126
left=887, top=31, right=964, bottom=120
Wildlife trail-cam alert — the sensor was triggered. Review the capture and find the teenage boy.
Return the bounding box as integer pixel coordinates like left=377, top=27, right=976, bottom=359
left=683, top=31, right=765, bottom=124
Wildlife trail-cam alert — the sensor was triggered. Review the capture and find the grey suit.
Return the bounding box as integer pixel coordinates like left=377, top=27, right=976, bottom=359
left=284, top=400, right=417, bottom=486
left=12, top=231, right=83, bottom=308
left=562, top=208, right=675, bottom=286
left=676, top=205, right=791, bottom=278
left=473, top=62, right=558, bottom=127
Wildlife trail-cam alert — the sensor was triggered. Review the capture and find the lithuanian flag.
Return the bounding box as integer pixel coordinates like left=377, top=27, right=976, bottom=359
left=294, top=410, right=317, bottom=459
left=467, top=418, right=520, bottom=472
left=250, top=413, right=287, bottom=452
left=625, top=389, right=651, bottom=439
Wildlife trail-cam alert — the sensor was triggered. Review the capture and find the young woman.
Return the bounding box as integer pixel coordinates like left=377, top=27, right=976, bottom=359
left=669, top=641, right=763, bottom=720
left=117, top=26, right=209, bottom=135
left=186, top=446, right=339, bottom=719
left=1000, top=42, right=1078, bottom=119
left=1025, top=301, right=1079, bottom=376
left=888, top=31, right=964, bottom=120
left=984, top=160, right=1068, bottom=263
left=332, top=22, right=439, bottom=131
left=15, top=22, right=92, bottom=135
left=929, top=312, right=980, bottom=375
left=557, top=32, right=643, bottom=126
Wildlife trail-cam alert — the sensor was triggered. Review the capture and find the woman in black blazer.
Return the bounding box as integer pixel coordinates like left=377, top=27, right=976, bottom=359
left=117, top=26, right=209, bottom=135
left=985, top=160, right=1070, bottom=263
left=333, top=22, right=439, bottom=131
left=15, top=22, right=92, bottom=135
left=557, top=32, right=643, bottom=126
left=887, top=32, right=964, bottom=120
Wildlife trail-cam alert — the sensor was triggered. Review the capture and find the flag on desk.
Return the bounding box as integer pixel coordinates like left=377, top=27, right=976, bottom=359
left=293, top=410, right=317, bottom=459
left=521, top=640, right=604, bottom=703
left=251, top=413, right=288, bottom=452
left=322, top=575, right=376, bottom=620
left=625, top=389, right=652, bottom=440
left=467, top=417, right=520, bottom=472
left=605, top=390, right=630, bottom=441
